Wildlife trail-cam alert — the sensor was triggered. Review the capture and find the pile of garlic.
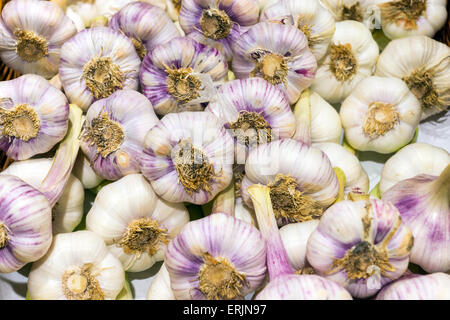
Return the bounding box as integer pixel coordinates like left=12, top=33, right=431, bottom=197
left=0, top=0, right=448, bottom=301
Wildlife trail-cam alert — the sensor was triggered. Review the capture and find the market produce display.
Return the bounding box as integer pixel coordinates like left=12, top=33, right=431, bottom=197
left=0, top=0, right=449, bottom=300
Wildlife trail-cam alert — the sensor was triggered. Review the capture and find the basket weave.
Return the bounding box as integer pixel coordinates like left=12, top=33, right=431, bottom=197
left=0, top=1, right=449, bottom=171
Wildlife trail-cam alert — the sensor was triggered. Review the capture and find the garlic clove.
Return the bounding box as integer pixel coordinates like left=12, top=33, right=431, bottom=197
left=309, top=91, right=343, bottom=144
left=72, top=151, right=104, bottom=190
left=146, top=263, right=175, bottom=300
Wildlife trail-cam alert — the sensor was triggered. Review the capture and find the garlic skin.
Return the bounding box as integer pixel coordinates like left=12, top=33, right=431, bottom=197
left=376, top=273, right=450, bottom=300
left=378, top=0, right=448, bottom=39
left=72, top=151, right=104, bottom=190
left=382, top=164, right=450, bottom=273
left=375, top=36, right=450, bottom=120
left=311, top=20, right=379, bottom=104
left=0, top=0, right=77, bottom=79
left=178, top=0, right=260, bottom=60
left=280, top=220, right=319, bottom=273
left=241, top=138, right=339, bottom=226
left=1, top=159, right=84, bottom=235
left=315, top=142, right=370, bottom=194
left=232, top=21, right=317, bottom=105
left=109, top=2, right=181, bottom=60
left=0, top=175, right=52, bottom=273
left=86, top=174, right=189, bottom=273
left=0, top=74, right=69, bottom=160
left=235, top=197, right=256, bottom=227
left=379, top=143, right=449, bottom=195
left=59, top=27, right=141, bottom=111
left=205, top=78, right=296, bottom=162
left=146, top=263, right=175, bottom=300
left=165, top=213, right=267, bottom=300
left=140, top=37, right=228, bottom=116
left=306, top=198, right=414, bottom=298
left=80, top=89, right=159, bottom=181
left=261, top=0, right=336, bottom=62
left=140, top=111, right=234, bottom=205
left=340, top=76, right=422, bottom=154
left=28, top=230, right=125, bottom=300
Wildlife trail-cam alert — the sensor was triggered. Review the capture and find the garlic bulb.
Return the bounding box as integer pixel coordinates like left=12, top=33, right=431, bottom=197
left=140, top=111, right=234, bottom=205
left=205, top=78, right=296, bottom=162
left=311, top=20, right=379, bottom=104
left=379, top=142, right=449, bottom=195
left=315, top=142, right=370, bottom=194
left=378, top=0, right=448, bottom=39
left=241, top=138, right=339, bottom=226
left=382, top=164, right=449, bottom=273
left=0, top=0, right=77, bottom=79
left=232, top=21, right=317, bottom=105
left=340, top=76, right=422, bottom=154
left=280, top=220, right=319, bottom=274
left=80, top=89, right=159, bottom=181
left=235, top=197, right=257, bottom=227
left=0, top=175, right=52, bottom=273
left=375, top=36, right=450, bottom=120
left=72, top=151, right=104, bottom=190
left=178, top=0, right=260, bottom=60
left=59, top=27, right=141, bottom=111
left=164, top=212, right=267, bottom=300
left=376, top=273, right=450, bottom=300
left=140, top=37, right=228, bottom=116
left=28, top=230, right=125, bottom=300
left=86, top=174, right=189, bottom=272
left=109, top=2, right=181, bottom=60
left=258, top=0, right=281, bottom=12
left=1, top=158, right=84, bottom=235
left=146, top=263, right=175, bottom=300
left=261, top=0, right=336, bottom=62
left=306, top=198, right=414, bottom=298
left=0, top=74, right=69, bottom=160
left=248, top=184, right=353, bottom=300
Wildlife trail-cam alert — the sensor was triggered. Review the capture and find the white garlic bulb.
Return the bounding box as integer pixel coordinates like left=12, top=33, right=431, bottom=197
left=28, top=230, right=125, bottom=300
left=86, top=174, right=189, bottom=273
left=375, top=36, right=450, bottom=120
left=378, top=0, right=448, bottom=39
left=1, top=158, right=84, bottom=235
left=146, top=263, right=175, bottom=300
left=72, top=151, right=104, bottom=190
left=311, top=20, right=379, bottom=104
left=340, top=76, right=422, bottom=154
left=379, top=142, right=450, bottom=195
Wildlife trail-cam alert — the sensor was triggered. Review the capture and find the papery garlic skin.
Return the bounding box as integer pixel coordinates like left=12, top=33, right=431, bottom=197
left=86, top=174, right=189, bottom=273
left=178, top=0, right=259, bottom=60
left=311, top=20, right=379, bottom=104
left=80, top=89, right=159, bottom=181
left=315, top=142, right=370, bottom=194
left=72, top=151, right=104, bottom=190
left=280, top=220, right=319, bottom=273
left=376, top=273, right=450, bottom=300
left=109, top=2, right=181, bottom=60
left=0, top=175, right=52, bottom=273
left=140, top=111, right=234, bottom=205
left=28, top=230, right=125, bottom=300
left=140, top=37, right=228, bottom=116
left=59, top=27, right=141, bottom=111
left=375, top=36, right=450, bottom=120
left=146, top=263, right=175, bottom=300
left=379, top=143, right=450, bottom=195
left=165, top=213, right=267, bottom=300
left=241, top=139, right=339, bottom=226
left=0, top=0, right=77, bottom=79
left=307, top=198, right=414, bottom=298
left=1, top=159, right=84, bottom=235
left=340, top=76, right=421, bottom=154
left=378, top=0, right=448, bottom=39
left=235, top=197, right=256, bottom=226
left=205, top=78, right=296, bottom=161
left=261, top=0, right=336, bottom=62
left=0, top=74, right=69, bottom=160
left=232, top=21, right=317, bottom=105
left=308, top=91, right=342, bottom=144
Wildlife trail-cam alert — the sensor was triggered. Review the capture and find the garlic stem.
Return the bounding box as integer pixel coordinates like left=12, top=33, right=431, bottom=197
left=211, top=178, right=235, bottom=216
left=39, top=104, right=83, bottom=207
left=370, top=182, right=381, bottom=199
left=430, top=164, right=450, bottom=200
left=293, top=89, right=312, bottom=146
left=247, top=184, right=294, bottom=280
left=333, top=167, right=347, bottom=203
